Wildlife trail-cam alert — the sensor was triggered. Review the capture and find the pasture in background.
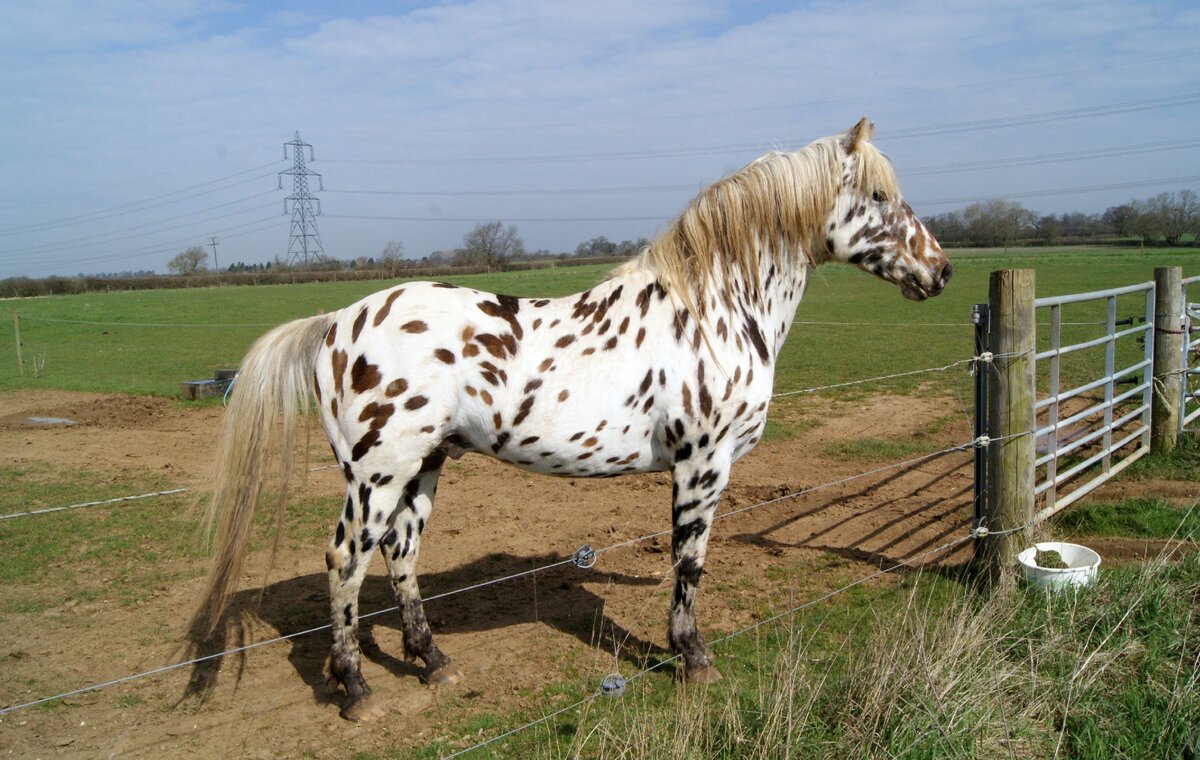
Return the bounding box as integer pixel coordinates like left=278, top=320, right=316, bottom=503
left=0, top=247, right=1197, bottom=758
left=1, top=248, right=1196, bottom=402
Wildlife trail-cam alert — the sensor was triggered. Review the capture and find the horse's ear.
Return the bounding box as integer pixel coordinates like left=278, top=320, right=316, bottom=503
left=841, top=117, right=874, bottom=153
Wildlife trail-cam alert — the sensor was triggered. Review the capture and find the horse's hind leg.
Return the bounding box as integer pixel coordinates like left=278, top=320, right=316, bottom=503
left=380, top=450, right=462, bottom=685
left=326, top=462, right=420, bottom=721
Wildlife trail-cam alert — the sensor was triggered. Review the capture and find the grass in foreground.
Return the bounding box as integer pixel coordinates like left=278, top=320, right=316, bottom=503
left=1053, top=497, right=1199, bottom=539
left=1122, top=435, right=1200, bottom=482
left=414, top=541, right=1199, bottom=759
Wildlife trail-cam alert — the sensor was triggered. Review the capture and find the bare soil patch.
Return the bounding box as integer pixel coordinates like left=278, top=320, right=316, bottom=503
left=0, top=389, right=1178, bottom=757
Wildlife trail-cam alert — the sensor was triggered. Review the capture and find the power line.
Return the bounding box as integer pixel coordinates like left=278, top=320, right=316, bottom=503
left=0, top=162, right=285, bottom=238
left=0, top=197, right=280, bottom=263
left=306, top=52, right=1200, bottom=138
left=917, top=173, right=1200, bottom=207
left=321, top=91, right=1200, bottom=166
left=17, top=215, right=285, bottom=273
left=316, top=171, right=1200, bottom=225
left=322, top=137, right=1200, bottom=198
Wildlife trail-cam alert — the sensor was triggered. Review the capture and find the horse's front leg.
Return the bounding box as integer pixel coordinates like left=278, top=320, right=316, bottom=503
left=380, top=450, right=462, bottom=686
left=668, top=445, right=731, bottom=683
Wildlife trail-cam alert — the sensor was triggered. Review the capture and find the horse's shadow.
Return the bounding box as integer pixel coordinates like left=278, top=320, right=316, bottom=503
left=181, top=552, right=667, bottom=706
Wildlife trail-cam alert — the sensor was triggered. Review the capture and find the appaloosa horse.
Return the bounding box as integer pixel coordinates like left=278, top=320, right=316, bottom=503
left=193, top=118, right=951, bottom=720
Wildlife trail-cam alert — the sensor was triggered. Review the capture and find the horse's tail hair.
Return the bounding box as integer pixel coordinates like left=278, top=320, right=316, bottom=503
left=191, top=312, right=335, bottom=638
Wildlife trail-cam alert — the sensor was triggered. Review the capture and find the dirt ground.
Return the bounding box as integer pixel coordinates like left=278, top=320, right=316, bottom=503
left=0, top=389, right=1185, bottom=758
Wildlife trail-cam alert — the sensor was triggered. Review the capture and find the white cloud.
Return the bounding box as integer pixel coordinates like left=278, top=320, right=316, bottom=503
left=0, top=0, right=1197, bottom=276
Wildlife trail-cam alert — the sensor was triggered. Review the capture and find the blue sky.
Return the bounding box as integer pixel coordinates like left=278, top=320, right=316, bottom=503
left=1, top=0, right=1198, bottom=277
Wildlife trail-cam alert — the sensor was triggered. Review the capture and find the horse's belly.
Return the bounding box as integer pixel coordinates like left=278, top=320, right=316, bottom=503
left=454, top=399, right=666, bottom=478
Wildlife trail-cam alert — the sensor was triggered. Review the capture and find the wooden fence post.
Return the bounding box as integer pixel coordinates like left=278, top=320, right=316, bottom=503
left=1152, top=266, right=1183, bottom=454
left=983, top=269, right=1036, bottom=582
left=12, top=312, right=23, bottom=376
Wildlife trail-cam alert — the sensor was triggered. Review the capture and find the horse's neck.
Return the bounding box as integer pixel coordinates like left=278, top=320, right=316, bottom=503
left=616, top=248, right=809, bottom=363
left=720, top=252, right=810, bottom=363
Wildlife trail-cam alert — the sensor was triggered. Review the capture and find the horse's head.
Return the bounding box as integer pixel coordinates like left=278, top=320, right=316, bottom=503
left=824, top=118, right=952, bottom=301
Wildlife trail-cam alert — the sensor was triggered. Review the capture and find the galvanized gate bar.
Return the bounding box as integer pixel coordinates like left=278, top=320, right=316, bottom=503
left=1031, top=281, right=1156, bottom=519
left=1182, top=275, right=1200, bottom=431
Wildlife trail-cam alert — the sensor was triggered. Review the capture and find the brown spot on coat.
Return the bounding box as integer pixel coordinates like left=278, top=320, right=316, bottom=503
left=401, top=320, right=428, bottom=333
left=635, top=327, right=646, bottom=349
left=638, top=369, right=653, bottom=396
left=405, top=395, right=429, bottom=410
left=352, top=308, right=369, bottom=342
left=477, top=298, right=523, bottom=340
left=373, top=289, right=405, bottom=327
left=558, top=389, right=569, bottom=402
left=385, top=378, right=408, bottom=397
left=513, top=396, right=536, bottom=425
left=434, top=348, right=456, bottom=364
left=350, top=356, right=382, bottom=393
left=475, top=333, right=507, bottom=359
left=555, top=334, right=576, bottom=348
left=325, top=323, right=338, bottom=347
left=332, top=349, right=349, bottom=395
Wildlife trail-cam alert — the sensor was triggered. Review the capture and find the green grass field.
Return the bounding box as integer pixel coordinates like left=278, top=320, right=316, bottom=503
left=1, top=248, right=1198, bottom=757
left=0, top=248, right=1195, bottom=397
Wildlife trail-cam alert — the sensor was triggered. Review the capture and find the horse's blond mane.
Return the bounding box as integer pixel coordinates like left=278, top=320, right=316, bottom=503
left=617, top=132, right=899, bottom=321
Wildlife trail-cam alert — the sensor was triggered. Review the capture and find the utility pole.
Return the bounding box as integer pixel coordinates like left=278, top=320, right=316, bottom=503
left=208, top=236, right=220, bottom=274
left=279, top=132, right=325, bottom=267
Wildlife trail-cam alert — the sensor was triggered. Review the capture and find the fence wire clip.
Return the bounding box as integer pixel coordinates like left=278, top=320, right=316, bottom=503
left=969, top=525, right=990, bottom=538
left=973, top=435, right=991, bottom=448
left=969, top=351, right=994, bottom=377
left=600, top=673, right=626, bottom=697
left=572, top=544, right=597, bottom=569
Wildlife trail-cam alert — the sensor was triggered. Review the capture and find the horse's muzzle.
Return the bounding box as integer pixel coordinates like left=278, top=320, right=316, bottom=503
left=900, top=261, right=953, bottom=301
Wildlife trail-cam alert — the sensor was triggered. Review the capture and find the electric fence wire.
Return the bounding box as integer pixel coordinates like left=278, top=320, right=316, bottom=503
left=0, top=433, right=998, bottom=716
left=440, top=529, right=978, bottom=759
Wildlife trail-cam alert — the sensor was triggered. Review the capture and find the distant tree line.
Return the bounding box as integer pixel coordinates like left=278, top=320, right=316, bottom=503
left=5, top=192, right=1195, bottom=298
left=924, top=190, right=1199, bottom=248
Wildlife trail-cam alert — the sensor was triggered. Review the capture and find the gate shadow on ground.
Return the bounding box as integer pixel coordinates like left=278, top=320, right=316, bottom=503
left=728, top=449, right=976, bottom=571
left=181, top=552, right=666, bottom=707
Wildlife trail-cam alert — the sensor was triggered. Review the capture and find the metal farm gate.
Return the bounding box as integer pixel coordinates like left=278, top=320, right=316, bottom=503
left=1182, top=274, right=1200, bottom=433
left=1032, top=282, right=1155, bottom=520
left=973, top=266, right=1195, bottom=574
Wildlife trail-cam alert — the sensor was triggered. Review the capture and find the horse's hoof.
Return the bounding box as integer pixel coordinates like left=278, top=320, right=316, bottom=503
left=423, top=662, right=463, bottom=686
left=340, top=693, right=387, bottom=722
left=685, top=665, right=723, bottom=684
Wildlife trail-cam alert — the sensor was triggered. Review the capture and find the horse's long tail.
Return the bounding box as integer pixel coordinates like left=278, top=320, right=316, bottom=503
left=191, top=312, right=335, bottom=637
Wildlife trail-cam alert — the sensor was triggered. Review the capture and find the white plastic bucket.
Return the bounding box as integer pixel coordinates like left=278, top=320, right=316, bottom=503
left=1017, top=542, right=1101, bottom=590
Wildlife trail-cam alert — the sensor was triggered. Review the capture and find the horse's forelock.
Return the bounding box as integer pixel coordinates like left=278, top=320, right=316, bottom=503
left=848, top=139, right=901, bottom=203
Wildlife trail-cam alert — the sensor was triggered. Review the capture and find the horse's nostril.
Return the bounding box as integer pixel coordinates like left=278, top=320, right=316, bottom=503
left=939, top=261, right=954, bottom=284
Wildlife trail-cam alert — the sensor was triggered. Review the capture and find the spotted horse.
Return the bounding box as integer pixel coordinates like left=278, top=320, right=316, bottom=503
left=192, top=118, right=952, bottom=721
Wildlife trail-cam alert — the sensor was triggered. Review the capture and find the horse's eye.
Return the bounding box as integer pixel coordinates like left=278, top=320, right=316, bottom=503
left=871, top=191, right=887, bottom=203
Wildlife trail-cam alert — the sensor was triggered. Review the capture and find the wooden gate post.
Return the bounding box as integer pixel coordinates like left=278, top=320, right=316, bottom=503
left=983, top=269, right=1036, bottom=582
left=1152, top=266, right=1183, bottom=453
